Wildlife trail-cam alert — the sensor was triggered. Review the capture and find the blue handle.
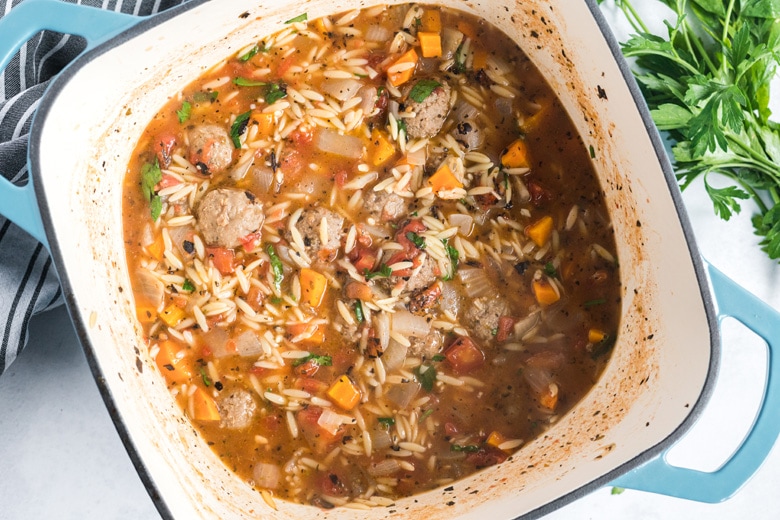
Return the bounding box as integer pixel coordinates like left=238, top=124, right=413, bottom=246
left=0, top=0, right=140, bottom=246
left=610, top=260, right=780, bottom=502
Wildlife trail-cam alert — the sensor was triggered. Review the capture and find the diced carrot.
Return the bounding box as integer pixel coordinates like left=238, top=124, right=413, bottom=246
left=146, top=234, right=165, bottom=261
left=472, top=49, right=488, bottom=70
left=327, top=375, right=361, bottom=410
left=456, top=20, right=476, bottom=39
left=444, top=336, right=485, bottom=374
left=314, top=17, right=328, bottom=34
left=155, top=340, right=193, bottom=385
left=501, top=138, right=530, bottom=169
left=288, top=322, right=326, bottom=346
left=525, top=215, right=554, bottom=247
left=520, top=100, right=552, bottom=133
left=160, top=303, right=186, bottom=327
left=418, top=31, right=442, bottom=58
left=206, top=247, right=235, bottom=275
left=421, top=10, right=441, bottom=32
left=345, top=281, right=373, bottom=301
left=252, top=111, right=275, bottom=137
left=388, top=48, right=418, bottom=87
left=532, top=278, right=560, bottom=306
left=539, top=383, right=559, bottom=410
left=428, top=163, right=463, bottom=192
left=190, top=387, right=221, bottom=422
left=135, top=305, right=158, bottom=324
left=300, top=268, right=328, bottom=308
left=588, top=328, right=606, bottom=343
left=486, top=430, right=508, bottom=449
left=368, top=128, right=397, bottom=166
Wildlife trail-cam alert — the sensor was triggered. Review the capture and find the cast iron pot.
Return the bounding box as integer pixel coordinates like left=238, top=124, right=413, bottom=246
left=1, top=0, right=780, bottom=518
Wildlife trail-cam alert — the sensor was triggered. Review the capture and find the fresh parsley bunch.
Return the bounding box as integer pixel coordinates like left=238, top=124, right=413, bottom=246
left=602, top=0, right=780, bottom=259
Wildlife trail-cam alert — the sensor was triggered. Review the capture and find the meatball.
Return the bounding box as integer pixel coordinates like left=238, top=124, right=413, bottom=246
left=402, top=79, right=451, bottom=139
left=402, top=254, right=439, bottom=294
left=364, top=190, right=410, bottom=222
left=288, top=207, right=345, bottom=262
left=409, top=329, right=444, bottom=359
left=464, top=295, right=508, bottom=341
left=187, top=124, right=234, bottom=175
left=196, top=188, right=264, bottom=248
left=218, top=389, right=257, bottom=430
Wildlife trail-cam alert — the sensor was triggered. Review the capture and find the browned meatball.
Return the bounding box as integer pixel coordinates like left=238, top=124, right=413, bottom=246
left=218, top=389, right=257, bottom=429
left=288, top=206, right=345, bottom=262
left=364, top=189, right=410, bottom=222
left=188, top=124, right=234, bottom=175
left=196, top=188, right=264, bottom=248
left=464, top=295, right=508, bottom=341
left=402, top=79, right=451, bottom=139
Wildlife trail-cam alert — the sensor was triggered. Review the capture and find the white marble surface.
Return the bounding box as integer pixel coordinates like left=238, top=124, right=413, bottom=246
left=3, top=3, right=780, bottom=519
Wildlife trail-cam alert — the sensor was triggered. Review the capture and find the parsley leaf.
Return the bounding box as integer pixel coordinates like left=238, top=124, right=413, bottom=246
left=378, top=417, right=395, bottom=428
left=292, top=354, right=332, bottom=367
left=406, top=231, right=426, bottom=249
left=442, top=239, right=459, bottom=280
left=176, top=101, right=191, bottom=123
left=414, top=364, right=437, bottom=392
left=266, top=244, right=284, bottom=291
left=265, top=82, right=287, bottom=105
left=182, top=279, right=195, bottom=292
left=230, top=110, right=252, bottom=148
left=140, top=160, right=162, bottom=221
left=233, top=77, right=268, bottom=87
left=450, top=444, right=480, bottom=453
left=606, top=0, right=780, bottom=262
left=409, top=79, right=442, bottom=103
left=238, top=44, right=260, bottom=62
left=354, top=300, right=364, bottom=323
left=284, top=13, right=307, bottom=24
left=365, top=264, right=392, bottom=280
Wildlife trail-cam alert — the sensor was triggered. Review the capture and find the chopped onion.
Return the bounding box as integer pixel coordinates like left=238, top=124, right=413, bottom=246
left=168, top=225, right=195, bottom=257
left=368, top=458, right=401, bottom=477
left=381, top=339, right=408, bottom=371
left=448, top=214, right=473, bottom=236
left=358, top=86, right=377, bottom=115
left=229, top=151, right=255, bottom=181
left=321, top=78, right=363, bottom=102
left=315, top=128, right=364, bottom=159
left=458, top=267, right=493, bottom=299
left=441, top=27, right=464, bottom=60
left=234, top=330, right=264, bottom=357
left=253, top=462, right=281, bottom=489
left=514, top=311, right=540, bottom=339
left=391, top=310, right=431, bottom=338
left=375, top=311, right=391, bottom=350
left=365, top=24, right=393, bottom=42
left=317, top=408, right=352, bottom=435
left=386, top=381, right=420, bottom=409
left=523, top=365, right=554, bottom=395
left=370, top=428, right=393, bottom=451
left=438, top=281, right=461, bottom=317
left=140, top=223, right=155, bottom=247
left=203, top=327, right=231, bottom=358
left=252, top=165, right=275, bottom=193
left=135, top=269, right=164, bottom=308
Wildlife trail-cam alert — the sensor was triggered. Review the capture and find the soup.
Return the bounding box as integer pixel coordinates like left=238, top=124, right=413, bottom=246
left=122, top=3, right=620, bottom=509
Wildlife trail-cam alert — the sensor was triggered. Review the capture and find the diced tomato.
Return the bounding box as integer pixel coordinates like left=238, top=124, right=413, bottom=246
left=280, top=150, right=304, bottom=178
left=444, top=336, right=485, bottom=374
left=408, top=282, right=442, bottom=313
left=156, top=173, right=181, bottom=190
left=345, top=281, right=373, bottom=301
left=201, top=346, right=212, bottom=358
left=527, top=180, right=553, bottom=207
left=349, top=246, right=378, bottom=273
left=295, top=377, right=329, bottom=395
left=289, top=128, right=313, bottom=146
left=334, top=169, right=349, bottom=188
left=444, top=422, right=460, bottom=437
left=262, top=414, right=282, bottom=432
left=465, top=446, right=509, bottom=468
left=316, top=470, right=349, bottom=497
left=524, top=349, right=566, bottom=370
left=495, top=316, right=517, bottom=343
left=276, top=55, right=295, bottom=77
left=386, top=219, right=427, bottom=276
left=206, top=247, right=235, bottom=275
left=239, top=231, right=263, bottom=252
left=153, top=131, right=177, bottom=168
left=244, top=285, right=265, bottom=312
left=294, top=359, right=320, bottom=377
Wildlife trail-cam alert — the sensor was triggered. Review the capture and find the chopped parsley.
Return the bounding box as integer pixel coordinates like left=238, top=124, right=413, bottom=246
left=378, top=417, right=395, bottom=428
left=354, top=300, right=364, bottom=323
left=238, top=44, right=260, bottom=62
left=199, top=366, right=212, bottom=387
left=414, top=364, right=437, bottom=392
left=266, top=244, right=284, bottom=291
left=265, top=82, right=288, bottom=105
left=193, top=91, right=218, bottom=103
left=409, top=79, right=442, bottom=103
left=182, top=279, right=195, bottom=292
left=453, top=43, right=466, bottom=74
left=406, top=231, right=426, bottom=249
left=176, top=100, right=191, bottom=123
left=365, top=264, right=392, bottom=280
left=432, top=354, right=446, bottom=362
left=284, top=13, right=307, bottom=24
left=419, top=409, right=434, bottom=423
left=292, top=354, right=332, bottom=367
left=584, top=298, right=606, bottom=309
left=229, top=110, right=252, bottom=148
left=140, top=159, right=162, bottom=221
left=544, top=262, right=558, bottom=278
left=451, top=444, right=480, bottom=453
left=396, top=118, right=408, bottom=136
left=233, top=77, right=268, bottom=87
left=442, top=239, right=459, bottom=281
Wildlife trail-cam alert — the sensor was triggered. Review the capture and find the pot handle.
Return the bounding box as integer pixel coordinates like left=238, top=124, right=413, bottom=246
left=610, top=260, right=780, bottom=503
left=0, top=0, right=141, bottom=246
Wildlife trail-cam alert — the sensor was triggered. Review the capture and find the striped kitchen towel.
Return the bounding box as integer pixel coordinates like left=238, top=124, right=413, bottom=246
left=0, top=0, right=184, bottom=376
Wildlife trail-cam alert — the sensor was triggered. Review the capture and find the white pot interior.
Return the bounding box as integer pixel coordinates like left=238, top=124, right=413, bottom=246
left=33, top=0, right=714, bottom=518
